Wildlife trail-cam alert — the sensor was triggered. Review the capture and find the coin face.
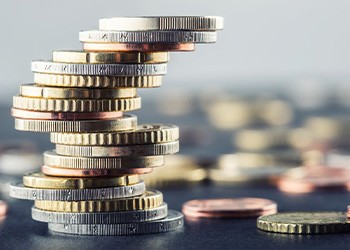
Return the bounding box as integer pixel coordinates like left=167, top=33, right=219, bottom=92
left=257, top=212, right=350, bottom=234
left=182, top=198, right=277, bottom=218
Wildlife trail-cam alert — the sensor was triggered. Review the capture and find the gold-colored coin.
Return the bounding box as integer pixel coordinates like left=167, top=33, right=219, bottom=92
left=34, top=190, right=163, bottom=212
left=13, top=96, right=141, bottom=112
left=50, top=124, right=179, bottom=145
left=23, top=172, right=140, bottom=189
left=257, top=212, right=350, bottom=234
left=34, top=74, right=163, bottom=88
left=53, top=50, right=169, bottom=64
left=20, top=84, right=137, bottom=99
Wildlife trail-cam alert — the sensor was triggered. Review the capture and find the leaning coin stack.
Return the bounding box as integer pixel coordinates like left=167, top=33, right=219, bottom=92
left=9, top=16, right=223, bottom=235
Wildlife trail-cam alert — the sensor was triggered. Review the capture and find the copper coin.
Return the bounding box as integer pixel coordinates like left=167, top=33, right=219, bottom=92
left=11, top=108, right=123, bottom=120
left=41, top=165, right=152, bottom=177
left=0, top=200, right=8, bottom=217
left=276, top=166, right=350, bottom=193
left=83, top=43, right=195, bottom=52
left=182, top=198, right=277, bottom=218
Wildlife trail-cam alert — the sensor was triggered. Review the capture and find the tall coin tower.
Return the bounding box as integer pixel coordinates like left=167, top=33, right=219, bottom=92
left=10, top=16, right=223, bottom=235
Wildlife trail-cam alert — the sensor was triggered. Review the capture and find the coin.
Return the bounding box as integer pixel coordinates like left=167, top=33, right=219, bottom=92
left=20, top=84, right=137, bottom=99
left=55, top=141, right=179, bottom=157
left=99, top=16, right=224, bottom=31
left=31, top=61, right=167, bottom=76
left=12, top=108, right=123, bottom=120
left=83, top=43, right=195, bottom=52
left=10, top=181, right=145, bottom=201
left=23, top=172, right=140, bottom=189
left=34, top=190, right=163, bottom=212
left=44, top=150, right=164, bottom=169
left=34, top=74, right=163, bottom=88
left=32, top=203, right=168, bottom=224
left=13, top=96, right=141, bottom=112
left=326, top=149, right=350, bottom=168
left=0, top=149, right=42, bottom=175
left=41, top=165, right=153, bottom=177
left=182, top=198, right=277, bottom=218
left=50, top=124, right=179, bottom=145
left=52, top=51, right=169, bottom=64
left=48, top=210, right=183, bottom=235
left=347, top=205, right=350, bottom=218
left=14, top=114, right=137, bottom=133
left=0, top=200, right=8, bottom=217
left=276, top=166, right=350, bottom=193
left=257, top=212, right=350, bottom=234
left=80, top=30, right=217, bottom=43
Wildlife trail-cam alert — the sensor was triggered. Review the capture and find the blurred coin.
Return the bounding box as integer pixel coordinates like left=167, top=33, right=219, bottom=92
left=254, top=98, right=294, bottom=126
left=347, top=205, right=350, bottom=218
left=182, top=198, right=277, bottom=218
left=0, top=200, right=8, bottom=217
left=326, top=149, right=350, bottom=168
left=276, top=166, right=350, bottom=193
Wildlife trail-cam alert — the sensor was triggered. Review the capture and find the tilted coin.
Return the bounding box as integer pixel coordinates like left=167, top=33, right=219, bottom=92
left=48, top=210, right=183, bottom=235
left=34, top=74, right=163, bottom=88
left=50, top=124, right=179, bottom=145
left=14, top=114, right=137, bottom=133
left=20, top=84, right=137, bottom=99
left=83, top=43, right=195, bottom=52
left=10, top=181, right=145, bottom=201
left=13, top=96, right=141, bottom=112
left=53, top=51, right=169, bottom=64
left=32, top=203, right=168, bottom=224
left=31, top=61, right=167, bottom=76
left=257, top=212, right=350, bottom=234
left=34, top=190, right=163, bottom=212
left=80, top=30, right=217, bottom=43
left=23, top=172, right=140, bottom=189
left=99, top=16, right=224, bottom=31
left=44, top=150, right=165, bottom=169
left=55, top=141, right=179, bottom=157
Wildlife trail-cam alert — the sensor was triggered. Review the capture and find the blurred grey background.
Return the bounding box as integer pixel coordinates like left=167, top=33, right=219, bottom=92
left=1, top=0, right=350, bottom=104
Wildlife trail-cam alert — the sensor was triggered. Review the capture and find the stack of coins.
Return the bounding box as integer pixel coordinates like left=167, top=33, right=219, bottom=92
left=9, top=16, right=223, bottom=235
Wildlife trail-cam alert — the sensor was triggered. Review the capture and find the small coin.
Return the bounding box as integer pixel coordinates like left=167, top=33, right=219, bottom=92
left=14, top=114, right=137, bottom=133
left=276, top=166, right=350, bottom=193
left=34, top=74, right=163, bottom=88
left=257, top=212, right=350, bottom=234
left=32, top=203, right=168, bottom=224
left=20, top=84, right=137, bottom=99
left=80, top=30, right=217, bottom=43
left=55, top=141, right=179, bottom=157
left=52, top=51, right=169, bottom=64
left=23, top=172, right=140, bottom=189
left=83, top=43, right=195, bottom=52
left=13, top=96, right=141, bottom=112
left=44, top=150, right=164, bottom=169
left=99, top=16, right=224, bottom=31
left=48, top=210, right=183, bottom=235
left=182, top=198, right=277, bottom=218
left=10, top=181, right=145, bottom=201
left=0, top=200, right=8, bottom=217
left=31, top=61, right=167, bottom=76
left=50, top=124, right=179, bottom=145
left=41, top=165, right=153, bottom=177
left=34, top=190, right=163, bottom=212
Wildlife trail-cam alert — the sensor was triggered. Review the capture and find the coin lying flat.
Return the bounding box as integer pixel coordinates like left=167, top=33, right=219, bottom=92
left=99, top=16, right=224, bottom=31
left=182, top=198, right=277, bottom=218
left=80, top=30, right=217, bottom=43
left=23, top=172, right=140, bottom=189
left=83, top=43, right=195, bottom=52
left=34, top=190, right=163, bottom=212
left=10, top=181, right=145, bottom=201
left=52, top=51, right=169, bottom=64
left=257, top=212, right=350, bottom=234
left=32, top=203, right=168, bottom=224
left=48, top=210, right=183, bottom=235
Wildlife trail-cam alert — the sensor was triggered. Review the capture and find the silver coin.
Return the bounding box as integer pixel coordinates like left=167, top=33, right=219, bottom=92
left=32, top=203, right=168, bottom=224
left=48, top=210, right=183, bottom=235
left=99, top=16, right=224, bottom=31
left=9, top=181, right=145, bottom=201
left=31, top=61, right=167, bottom=76
left=55, top=141, right=179, bottom=157
left=80, top=30, right=217, bottom=43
